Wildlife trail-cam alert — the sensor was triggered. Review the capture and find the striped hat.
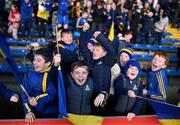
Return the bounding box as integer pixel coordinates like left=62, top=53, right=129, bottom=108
left=87, top=38, right=98, bottom=45
left=119, top=47, right=133, bottom=59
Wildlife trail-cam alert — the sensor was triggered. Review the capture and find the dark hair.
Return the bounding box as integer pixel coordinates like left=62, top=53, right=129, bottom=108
left=124, top=30, right=132, bottom=35
left=71, top=61, right=89, bottom=72
left=94, top=42, right=106, bottom=51
left=61, top=29, right=72, bottom=37
left=162, top=10, right=167, bottom=18
left=35, top=48, right=53, bottom=63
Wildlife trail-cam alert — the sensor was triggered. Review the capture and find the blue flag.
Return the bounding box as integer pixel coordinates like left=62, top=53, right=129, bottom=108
left=0, top=33, right=23, bottom=84
left=0, top=33, right=29, bottom=97
left=58, top=66, right=67, bottom=118
left=137, top=96, right=180, bottom=119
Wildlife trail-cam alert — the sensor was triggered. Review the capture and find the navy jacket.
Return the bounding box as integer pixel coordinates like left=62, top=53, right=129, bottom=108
left=79, top=31, right=116, bottom=95
left=140, top=15, right=154, bottom=33
left=49, top=41, right=79, bottom=76
left=64, top=75, right=94, bottom=115
left=114, top=74, right=143, bottom=115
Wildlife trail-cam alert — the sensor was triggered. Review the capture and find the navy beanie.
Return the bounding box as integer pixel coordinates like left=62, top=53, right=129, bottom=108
left=119, top=47, right=133, bottom=59
left=124, top=59, right=141, bottom=73
left=87, top=38, right=98, bottom=45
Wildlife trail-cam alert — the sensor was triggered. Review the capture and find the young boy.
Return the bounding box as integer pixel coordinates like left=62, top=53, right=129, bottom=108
left=117, top=47, right=134, bottom=75
left=52, top=29, right=79, bottom=76
left=22, top=48, right=58, bottom=123
left=64, top=61, right=104, bottom=114
left=143, top=51, right=169, bottom=101
left=0, top=82, right=19, bottom=102
left=110, top=47, right=134, bottom=95
left=79, top=24, right=116, bottom=115
left=114, top=59, right=143, bottom=121
left=112, top=30, right=133, bottom=55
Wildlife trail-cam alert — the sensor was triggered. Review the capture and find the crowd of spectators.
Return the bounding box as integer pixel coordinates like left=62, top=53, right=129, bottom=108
left=0, top=0, right=180, bottom=123
left=0, top=0, right=179, bottom=44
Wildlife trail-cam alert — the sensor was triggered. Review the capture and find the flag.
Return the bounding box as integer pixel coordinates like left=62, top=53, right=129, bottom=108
left=0, top=33, right=23, bottom=85
left=108, top=9, right=115, bottom=42
left=148, top=99, right=180, bottom=119
left=67, top=113, right=103, bottom=125
left=0, top=33, right=29, bottom=97
left=108, top=22, right=114, bottom=42
left=136, top=96, right=180, bottom=125
left=58, top=66, right=67, bottom=118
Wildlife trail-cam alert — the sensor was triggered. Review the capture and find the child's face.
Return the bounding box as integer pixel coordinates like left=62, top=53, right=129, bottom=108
left=87, top=43, right=94, bottom=52
left=93, top=46, right=107, bottom=60
left=148, top=12, right=153, bottom=17
left=106, top=4, right=111, bottom=11
left=24, top=0, right=30, bottom=3
left=33, top=55, right=50, bottom=72
left=11, top=5, right=16, bottom=10
left=126, top=66, right=139, bottom=80
left=151, top=55, right=166, bottom=71
left=76, top=2, right=81, bottom=7
left=155, top=4, right=160, bottom=10
left=87, top=1, right=92, bottom=7
left=160, top=9, right=164, bottom=16
left=71, top=67, right=89, bottom=85
left=119, top=52, right=130, bottom=66
left=144, top=2, right=149, bottom=8
left=62, top=33, right=73, bottom=44
left=82, top=13, right=88, bottom=18
left=124, top=34, right=133, bottom=41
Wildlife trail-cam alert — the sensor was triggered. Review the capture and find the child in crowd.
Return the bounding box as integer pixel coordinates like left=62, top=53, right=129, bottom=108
left=76, top=11, right=88, bottom=31
left=8, top=4, right=21, bottom=39
left=143, top=51, right=169, bottom=101
left=25, top=29, right=77, bottom=78
left=110, top=47, right=134, bottom=95
left=0, top=82, right=19, bottom=102
left=57, top=0, right=69, bottom=29
left=22, top=48, right=58, bottom=123
left=114, top=60, right=143, bottom=121
left=79, top=23, right=116, bottom=115
left=117, top=47, right=134, bottom=75
left=87, top=38, right=98, bottom=53
left=46, top=29, right=79, bottom=76
left=112, top=30, right=133, bottom=55
left=83, top=1, right=93, bottom=25
left=55, top=29, right=79, bottom=76
left=64, top=61, right=105, bottom=115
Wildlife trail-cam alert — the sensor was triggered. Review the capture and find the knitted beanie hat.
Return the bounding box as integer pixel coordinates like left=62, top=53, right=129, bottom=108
left=87, top=38, right=98, bottom=45
left=124, top=59, right=141, bottom=73
left=119, top=47, right=133, bottom=59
